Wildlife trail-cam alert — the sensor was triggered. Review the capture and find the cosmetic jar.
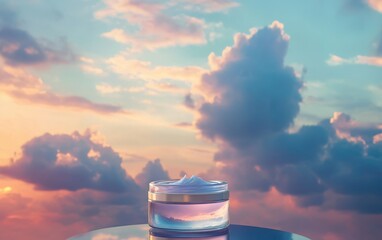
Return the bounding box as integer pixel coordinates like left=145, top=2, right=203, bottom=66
left=148, top=176, right=229, bottom=232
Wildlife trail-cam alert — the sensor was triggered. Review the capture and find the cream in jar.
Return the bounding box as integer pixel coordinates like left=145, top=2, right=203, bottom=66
left=148, top=175, right=229, bottom=232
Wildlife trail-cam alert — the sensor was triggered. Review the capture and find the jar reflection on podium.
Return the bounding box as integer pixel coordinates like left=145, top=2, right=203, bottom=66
left=149, top=226, right=229, bottom=240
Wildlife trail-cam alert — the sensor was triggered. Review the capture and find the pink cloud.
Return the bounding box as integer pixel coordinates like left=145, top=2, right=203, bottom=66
left=174, top=122, right=193, bottom=128
left=145, top=82, right=187, bottom=94
left=356, top=55, right=382, bottom=66
left=0, top=60, right=45, bottom=91
left=0, top=62, right=125, bottom=114
left=97, top=0, right=209, bottom=50
left=81, top=65, right=105, bottom=76
left=374, top=133, right=382, bottom=143
left=328, top=112, right=382, bottom=144
left=79, top=57, right=105, bottom=76
left=96, top=83, right=146, bottom=95
left=327, top=54, right=382, bottom=67
left=9, top=91, right=126, bottom=114
left=107, top=55, right=206, bottom=82
left=96, top=83, right=125, bottom=94
left=343, top=0, right=382, bottom=13
left=96, top=81, right=186, bottom=96
left=326, top=54, right=349, bottom=65
left=367, top=0, right=382, bottom=12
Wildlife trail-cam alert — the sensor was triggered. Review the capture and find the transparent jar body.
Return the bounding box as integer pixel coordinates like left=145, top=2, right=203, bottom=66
left=148, top=200, right=229, bottom=232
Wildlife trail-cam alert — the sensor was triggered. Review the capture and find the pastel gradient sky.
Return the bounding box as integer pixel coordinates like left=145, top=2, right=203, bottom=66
left=0, top=0, right=382, bottom=239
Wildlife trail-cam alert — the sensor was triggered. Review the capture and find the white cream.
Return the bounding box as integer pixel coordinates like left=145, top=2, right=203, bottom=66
left=171, top=175, right=214, bottom=185
left=150, top=175, right=227, bottom=194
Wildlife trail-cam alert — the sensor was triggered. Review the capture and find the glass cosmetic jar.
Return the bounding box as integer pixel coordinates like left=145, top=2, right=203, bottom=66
left=148, top=176, right=229, bottom=232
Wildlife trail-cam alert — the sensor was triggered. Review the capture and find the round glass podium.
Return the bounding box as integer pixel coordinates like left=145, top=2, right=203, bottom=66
left=68, top=224, right=310, bottom=240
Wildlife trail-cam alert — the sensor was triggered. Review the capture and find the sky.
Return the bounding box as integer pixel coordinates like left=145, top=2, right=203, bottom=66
left=0, top=0, right=382, bottom=239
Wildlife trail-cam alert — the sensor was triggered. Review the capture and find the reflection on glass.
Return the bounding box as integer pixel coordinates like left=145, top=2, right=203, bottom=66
left=228, top=225, right=296, bottom=240
left=148, top=201, right=229, bottom=231
left=149, top=227, right=229, bottom=240
left=68, top=224, right=311, bottom=240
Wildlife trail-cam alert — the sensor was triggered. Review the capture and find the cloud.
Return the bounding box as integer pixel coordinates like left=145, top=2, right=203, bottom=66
left=196, top=21, right=302, bottom=148
left=174, top=122, right=193, bottom=128
left=10, top=90, right=125, bottom=114
left=0, top=4, right=122, bottom=114
left=135, top=159, right=169, bottom=189
left=0, top=61, right=125, bottom=114
left=145, top=82, right=187, bottom=94
left=0, top=192, right=29, bottom=221
left=329, top=112, right=382, bottom=144
left=102, top=22, right=206, bottom=51
left=96, top=0, right=235, bottom=51
left=343, top=0, right=382, bottom=13
left=96, top=83, right=146, bottom=95
left=0, top=130, right=139, bottom=192
left=96, top=83, right=124, bottom=94
left=208, top=113, right=382, bottom=214
left=327, top=54, right=382, bottom=67
left=182, top=0, right=239, bottom=13
left=195, top=22, right=382, bottom=215
left=0, top=28, right=76, bottom=66
left=80, top=56, right=105, bottom=75
left=328, top=25, right=382, bottom=67
left=0, top=60, right=45, bottom=91
left=81, top=65, right=105, bottom=76
left=183, top=93, right=195, bottom=109
left=326, top=54, right=349, bottom=65
left=367, top=0, right=382, bottom=12
left=96, top=82, right=185, bottom=96
left=0, top=4, right=75, bottom=66
left=97, top=0, right=207, bottom=50
left=376, top=34, right=382, bottom=56
left=0, top=132, right=171, bottom=239
left=107, top=54, right=206, bottom=82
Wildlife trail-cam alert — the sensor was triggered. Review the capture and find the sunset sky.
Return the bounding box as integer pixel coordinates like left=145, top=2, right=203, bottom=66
left=0, top=0, right=382, bottom=239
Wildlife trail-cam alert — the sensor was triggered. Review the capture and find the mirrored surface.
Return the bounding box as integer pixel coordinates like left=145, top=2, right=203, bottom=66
left=68, top=224, right=310, bottom=240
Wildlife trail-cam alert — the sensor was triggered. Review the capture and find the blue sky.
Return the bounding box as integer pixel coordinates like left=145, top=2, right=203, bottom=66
left=7, top=0, right=381, bottom=124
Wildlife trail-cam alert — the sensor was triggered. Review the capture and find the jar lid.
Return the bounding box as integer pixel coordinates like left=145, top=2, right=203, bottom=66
left=148, top=176, right=229, bottom=203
